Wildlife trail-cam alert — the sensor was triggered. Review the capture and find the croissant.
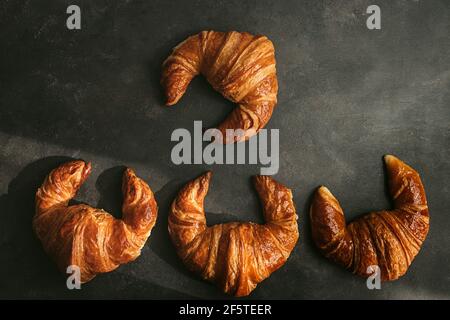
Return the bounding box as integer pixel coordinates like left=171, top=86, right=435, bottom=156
left=168, top=172, right=298, bottom=296
left=33, top=160, right=158, bottom=283
left=161, top=30, right=278, bottom=143
left=310, top=155, right=429, bottom=281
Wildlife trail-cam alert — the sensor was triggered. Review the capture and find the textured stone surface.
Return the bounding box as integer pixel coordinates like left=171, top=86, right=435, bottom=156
left=0, top=0, right=449, bottom=299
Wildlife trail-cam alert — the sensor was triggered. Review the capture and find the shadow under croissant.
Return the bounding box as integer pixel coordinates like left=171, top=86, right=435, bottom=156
left=147, top=179, right=194, bottom=277
left=95, top=165, right=128, bottom=219
left=0, top=156, right=80, bottom=298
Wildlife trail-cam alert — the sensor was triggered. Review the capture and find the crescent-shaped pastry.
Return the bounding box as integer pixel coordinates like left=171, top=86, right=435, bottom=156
left=310, top=155, right=429, bottom=281
left=168, top=172, right=299, bottom=296
left=33, top=160, right=158, bottom=283
left=161, top=30, right=278, bottom=143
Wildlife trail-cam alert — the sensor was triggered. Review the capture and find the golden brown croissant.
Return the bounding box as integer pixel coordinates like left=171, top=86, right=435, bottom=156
left=161, top=31, right=278, bottom=143
left=33, top=160, right=158, bottom=283
left=310, top=155, right=429, bottom=281
left=168, top=172, right=298, bottom=296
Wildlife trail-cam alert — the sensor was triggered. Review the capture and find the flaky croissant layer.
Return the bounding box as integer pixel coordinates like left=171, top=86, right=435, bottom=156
left=310, top=155, right=429, bottom=281
left=168, top=172, right=299, bottom=296
left=161, top=30, right=278, bottom=143
left=33, top=161, right=158, bottom=283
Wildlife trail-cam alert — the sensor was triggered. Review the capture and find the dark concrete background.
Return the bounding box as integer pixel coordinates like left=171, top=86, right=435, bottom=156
left=0, top=0, right=449, bottom=299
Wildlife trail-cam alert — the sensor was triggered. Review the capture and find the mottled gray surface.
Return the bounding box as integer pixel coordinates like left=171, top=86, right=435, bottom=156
left=1, top=0, right=449, bottom=299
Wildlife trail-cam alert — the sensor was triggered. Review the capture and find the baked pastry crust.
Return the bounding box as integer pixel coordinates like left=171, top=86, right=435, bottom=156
left=310, top=155, right=429, bottom=281
left=168, top=172, right=299, bottom=296
left=33, top=160, right=158, bottom=283
left=161, top=31, right=278, bottom=143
